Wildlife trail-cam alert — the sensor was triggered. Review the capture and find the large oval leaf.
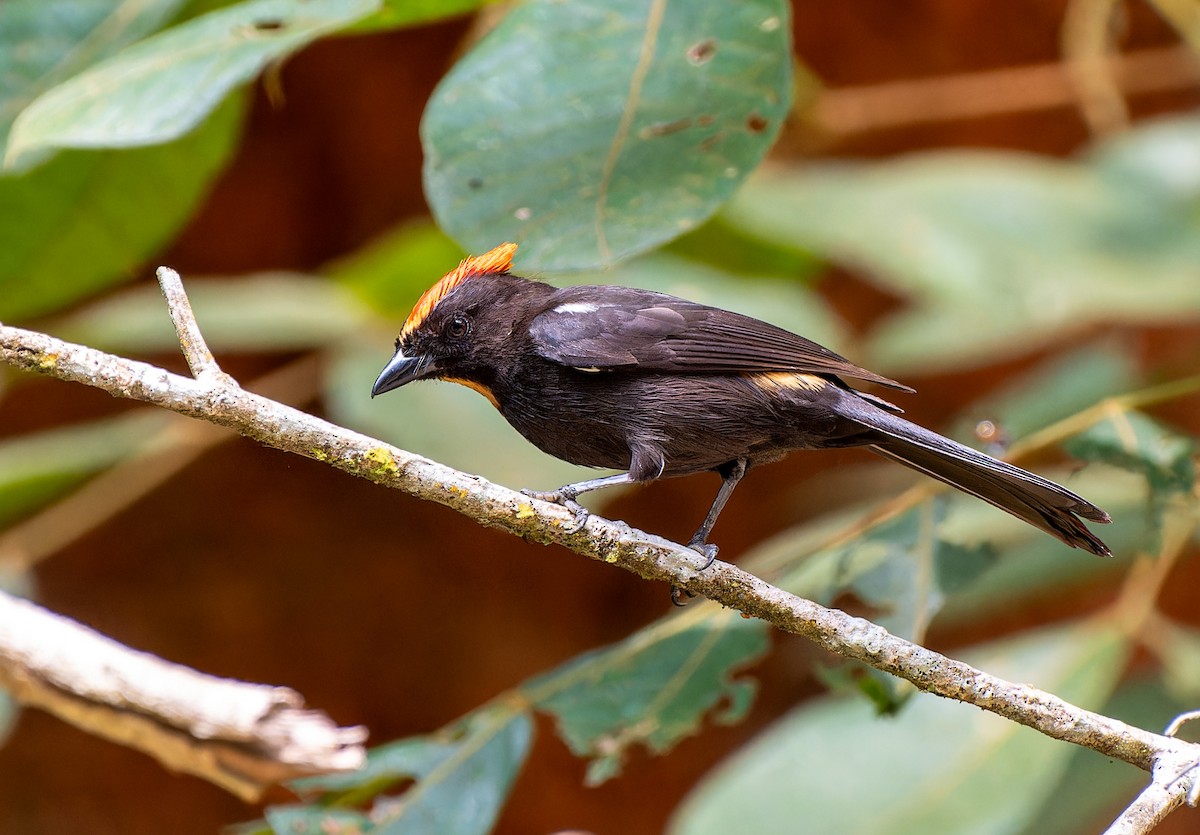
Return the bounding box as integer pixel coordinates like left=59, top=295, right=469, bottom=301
left=0, top=97, right=242, bottom=320
left=0, top=0, right=188, bottom=154
left=422, top=0, right=794, bottom=271
left=4, top=0, right=379, bottom=169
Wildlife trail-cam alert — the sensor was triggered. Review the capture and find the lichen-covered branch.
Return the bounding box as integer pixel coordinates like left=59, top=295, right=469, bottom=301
left=1, top=292, right=1198, bottom=816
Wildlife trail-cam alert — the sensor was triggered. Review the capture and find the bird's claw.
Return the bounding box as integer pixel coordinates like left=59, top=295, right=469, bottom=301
left=670, top=585, right=697, bottom=607
left=671, top=541, right=720, bottom=605
left=521, top=488, right=590, bottom=533
left=688, top=540, right=720, bottom=570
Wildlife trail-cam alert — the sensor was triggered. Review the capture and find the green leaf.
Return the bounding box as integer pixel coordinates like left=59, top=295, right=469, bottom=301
left=0, top=0, right=189, bottom=155
left=55, top=273, right=369, bottom=354
left=422, top=0, right=795, bottom=270
left=935, top=467, right=1147, bottom=625
left=261, top=806, right=369, bottom=835
left=753, top=463, right=1142, bottom=638
left=351, top=0, right=493, bottom=32
left=293, top=731, right=467, bottom=797
left=0, top=412, right=173, bottom=528
left=524, top=607, right=768, bottom=784
left=0, top=96, right=242, bottom=320
left=777, top=501, right=993, bottom=709
left=670, top=620, right=1129, bottom=835
left=272, top=705, right=532, bottom=835
left=1090, top=114, right=1200, bottom=210
left=665, top=215, right=823, bottom=280
left=371, top=706, right=528, bottom=835
left=4, top=0, right=380, bottom=169
left=855, top=503, right=994, bottom=640
left=780, top=502, right=993, bottom=640
left=1065, top=410, right=1195, bottom=497
left=955, top=342, right=1139, bottom=442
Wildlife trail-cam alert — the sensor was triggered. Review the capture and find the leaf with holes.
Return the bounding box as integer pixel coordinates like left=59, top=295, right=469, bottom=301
left=524, top=608, right=768, bottom=784
left=780, top=503, right=994, bottom=643
left=779, top=502, right=994, bottom=710
left=1065, top=409, right=1195, bottom=497
left=260, top=705, right=532, bottom=835
left=422, top=0, right=794, bottom=270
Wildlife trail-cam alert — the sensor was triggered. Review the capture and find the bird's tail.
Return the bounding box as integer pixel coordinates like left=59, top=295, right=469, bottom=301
left=838, top=396, right=1111, bottom=555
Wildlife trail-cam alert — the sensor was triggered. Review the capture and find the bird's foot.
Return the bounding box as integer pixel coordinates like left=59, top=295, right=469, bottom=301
left=671, top=540, right=720, bottom=605
left=521, top=487, right=590, bottom=533
left=688, top=539, right=720, bottom=570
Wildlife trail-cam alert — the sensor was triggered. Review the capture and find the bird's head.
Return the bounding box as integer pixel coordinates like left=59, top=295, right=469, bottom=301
left=371, top=242, right=536, bottom=400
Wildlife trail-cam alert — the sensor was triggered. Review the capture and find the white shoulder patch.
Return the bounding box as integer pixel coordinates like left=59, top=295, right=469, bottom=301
left=553, top=302, right=600, bottom=315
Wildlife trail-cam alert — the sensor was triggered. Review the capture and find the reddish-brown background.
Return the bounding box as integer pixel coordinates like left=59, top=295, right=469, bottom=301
left=2, top=2, right=1199, bottom=832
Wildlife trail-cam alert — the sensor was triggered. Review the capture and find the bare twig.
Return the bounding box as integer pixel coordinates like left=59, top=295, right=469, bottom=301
left=1104, top=774, right=1190, bottom=835
left=0, top=588, right=366, bottom=801
left=812, top=45, right=1199, bottom=136
left=1103, top=738, right=1200, bottom=835
left=156, top=266, right=235, bottom=385
left=3, top=280, right=1200, bottom=802
left=1166, top=710, right=1200, bottom=739
left=1062, top=0, right=1128, bottom=135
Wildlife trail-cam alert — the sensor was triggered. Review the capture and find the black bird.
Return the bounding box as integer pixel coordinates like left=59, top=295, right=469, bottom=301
left=372, top=243, right=1111, bottom=563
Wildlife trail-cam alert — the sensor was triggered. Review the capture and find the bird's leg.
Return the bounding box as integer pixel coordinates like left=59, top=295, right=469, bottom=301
left=522, top=472, right=636, bottom=533
left=688, top=457, right=748, bottom=569
left=672, top=458, right=748, bottom=607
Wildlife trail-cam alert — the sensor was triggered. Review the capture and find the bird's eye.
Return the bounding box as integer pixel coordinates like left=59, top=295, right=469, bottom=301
left=444, top=314, right=471, bottom=339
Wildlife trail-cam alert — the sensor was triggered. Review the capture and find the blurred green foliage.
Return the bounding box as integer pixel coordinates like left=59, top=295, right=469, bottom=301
left=671, top=621, right=1130, bottom=835
left=2, top=2, right=1199, bottom=835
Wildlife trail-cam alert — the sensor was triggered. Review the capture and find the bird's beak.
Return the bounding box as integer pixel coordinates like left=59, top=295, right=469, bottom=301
left=371, top=348, right=433, bottom=397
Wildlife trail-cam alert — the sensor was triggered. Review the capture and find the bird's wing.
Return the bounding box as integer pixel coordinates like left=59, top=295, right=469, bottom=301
left=528, top=286, right=913, bottom=392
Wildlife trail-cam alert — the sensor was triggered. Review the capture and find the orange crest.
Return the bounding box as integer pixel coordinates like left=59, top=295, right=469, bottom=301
left=400, top=242, right=518, bottom=337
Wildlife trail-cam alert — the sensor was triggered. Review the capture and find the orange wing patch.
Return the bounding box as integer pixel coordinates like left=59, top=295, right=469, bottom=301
left=401, top=242, right=518, bottom=338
